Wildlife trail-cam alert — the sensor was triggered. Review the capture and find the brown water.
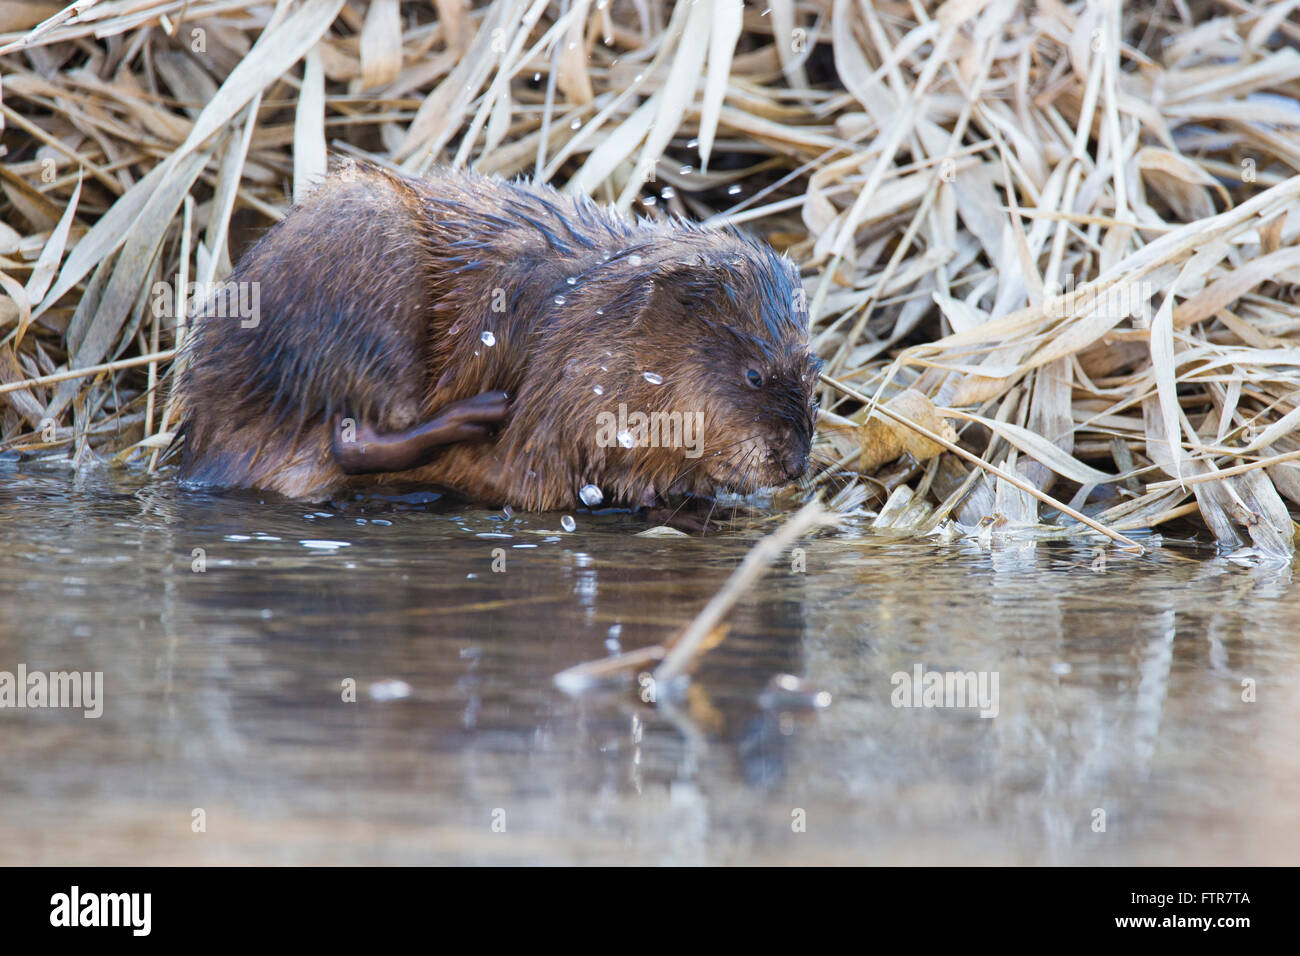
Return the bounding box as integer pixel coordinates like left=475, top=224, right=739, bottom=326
left=1, top=462, right=1298, bottom=865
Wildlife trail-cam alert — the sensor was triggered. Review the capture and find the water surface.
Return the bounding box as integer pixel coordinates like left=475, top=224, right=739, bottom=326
left=2, top=463, right=1297, bottom=864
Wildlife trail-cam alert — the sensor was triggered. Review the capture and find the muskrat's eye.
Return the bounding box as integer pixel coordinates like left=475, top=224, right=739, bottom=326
left=746, top=369, right=763, bottom=389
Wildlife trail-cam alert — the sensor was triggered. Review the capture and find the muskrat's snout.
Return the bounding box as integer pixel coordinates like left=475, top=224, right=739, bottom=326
left=704, top=427, right=809, bottom=493
left=773, top=369, right=820, bottom=485
left=777, top=446, right=810, bottom=481
left=767, top=432, right=811, bottom=484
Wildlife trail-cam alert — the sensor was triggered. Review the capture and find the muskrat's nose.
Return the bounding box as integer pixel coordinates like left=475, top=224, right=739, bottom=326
left=780, top=450, right=809, bottom=481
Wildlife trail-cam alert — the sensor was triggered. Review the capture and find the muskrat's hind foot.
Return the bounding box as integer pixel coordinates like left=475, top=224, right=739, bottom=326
left=332, top=390, right=509, bottom=474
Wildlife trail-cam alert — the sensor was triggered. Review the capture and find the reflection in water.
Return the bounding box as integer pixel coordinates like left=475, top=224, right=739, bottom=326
left=0, top=463, right=1297, bottom=864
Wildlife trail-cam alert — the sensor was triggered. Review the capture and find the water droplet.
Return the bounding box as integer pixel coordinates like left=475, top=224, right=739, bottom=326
left=561, top=515, right=577, bottom=532
left=634, top=73, right=644, bottom=83
left=579, top=484, right=603, bottom=506
left=617, top=430, right=635, bottom=449
left=566, top=276, right=577, bottom=285
left=300, top=539, right=351, bottom=550
left=554, top=295, right=567, bottom=305
left=759, top=674, right=832, bottom=710
left=533, top=72, right=541, bottom=82
left=595, top=308, right=604, bottom=315
left=660, top=187, right=676, bottom=200
left=727, top=184, right=742, bottom=196
left=593, top=384, right=604, bottom=395
left=480, top=330, right=496, bottom=346
left=641, top=196, right=656, bottom=207
left=628, top=255, right=642, bottom=266
left=679, top=164, right=692, bottom=175
left=686, top=138, right=699, bottom=149
left=643, top=371, right=663, bottom=385
left=570, top=117, right=581, bottom=130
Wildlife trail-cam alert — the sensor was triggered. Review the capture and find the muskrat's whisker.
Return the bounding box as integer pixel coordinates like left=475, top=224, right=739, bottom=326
left=713, top=445, right=758, bottom=511
left=701, top=494, right=721, bottom=534
left=653, top=433, right=765, bottom=532
left=662, top=432, right=765, bottom=494
left=726, top=456, right=764, bottom=531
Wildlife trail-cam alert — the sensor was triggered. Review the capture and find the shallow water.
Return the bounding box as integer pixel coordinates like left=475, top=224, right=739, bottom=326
left=1, top=462, right=1298, bottom=865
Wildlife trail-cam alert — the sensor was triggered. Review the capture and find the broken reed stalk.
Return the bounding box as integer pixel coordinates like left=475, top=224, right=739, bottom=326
left=819, top=373, right=1144, bottom=553
left=0, top=350, right=177, bottom=396
left=653, top=498, right=833, bottom=684
left=1146, top=449, right=1300, bottom=491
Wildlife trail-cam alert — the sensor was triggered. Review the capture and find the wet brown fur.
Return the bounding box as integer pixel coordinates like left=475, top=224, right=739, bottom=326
left=177, top=160, right=819, bottom=509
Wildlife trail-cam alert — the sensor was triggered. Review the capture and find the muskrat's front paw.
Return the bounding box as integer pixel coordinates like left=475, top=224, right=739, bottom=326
left=645, top=503, right=719, bottom=535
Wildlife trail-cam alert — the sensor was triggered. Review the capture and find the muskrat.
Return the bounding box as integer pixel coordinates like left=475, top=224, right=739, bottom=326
left=176, top=160, right=820, bottom=511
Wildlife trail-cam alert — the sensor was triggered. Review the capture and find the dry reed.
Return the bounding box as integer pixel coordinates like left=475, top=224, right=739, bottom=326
left=1, top=1, right=1298, bottom=556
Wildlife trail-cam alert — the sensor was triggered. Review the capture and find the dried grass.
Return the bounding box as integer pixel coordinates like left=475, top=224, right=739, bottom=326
left=2, top=0, right=1299, bottom=555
